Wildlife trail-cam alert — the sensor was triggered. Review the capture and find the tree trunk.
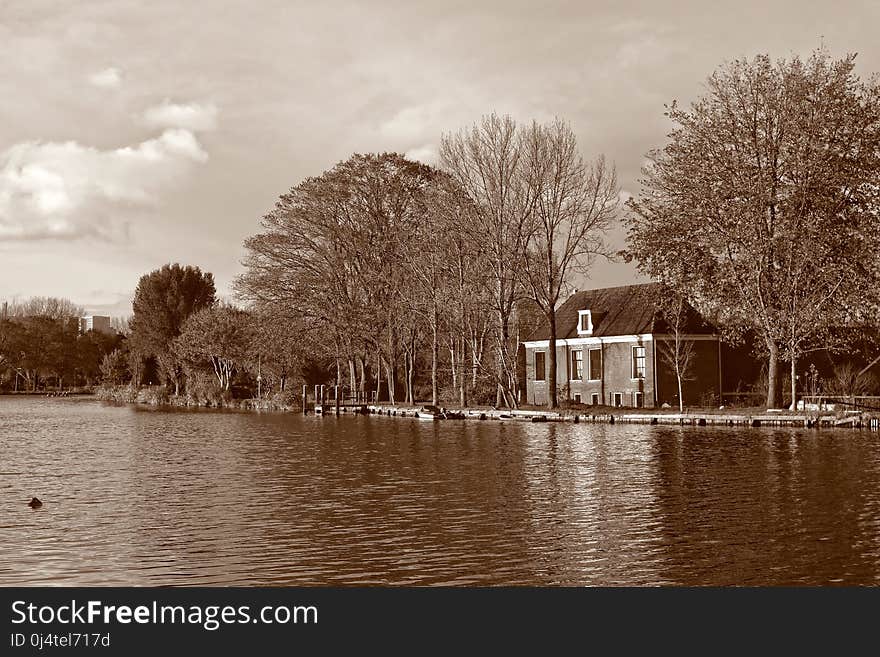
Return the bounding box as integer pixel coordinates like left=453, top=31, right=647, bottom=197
left=375, top=351, right=381, bottom=403
left=357, top=356, right=366, bottom=401
left=348, top=358, right=357, bottom=401
left=676, top=338, right=684, bottom=412
left=547, top=311, right=558, bottom=409
left=431, top=309, right=439, bottom=406
left=767, top=343, right=781, bottom=409
left=384, top=357, right=396, bottom=405
left=790, top=356, right=797, bottom=412
left=676, top=367, right=684, bottom=413
left=450, top=346, right=457, bottom=388
left=407, top=352, right=415, bottom=405
left=459, top=337, right=467, bottom=407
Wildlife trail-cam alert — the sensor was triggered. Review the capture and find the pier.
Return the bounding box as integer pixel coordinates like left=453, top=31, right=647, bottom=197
left=309, top=402, right=878, bottom=431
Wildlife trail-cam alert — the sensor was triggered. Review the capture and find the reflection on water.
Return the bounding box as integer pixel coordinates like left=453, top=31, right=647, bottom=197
left=1, top=397, right=878, bottom=585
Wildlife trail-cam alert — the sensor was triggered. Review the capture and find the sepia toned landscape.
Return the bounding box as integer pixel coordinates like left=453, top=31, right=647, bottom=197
left=2, top=1, right=879, bottom=587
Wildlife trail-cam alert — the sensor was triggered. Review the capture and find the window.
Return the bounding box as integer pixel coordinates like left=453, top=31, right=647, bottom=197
left=574, top=393, right=582, bottom=404
left=591, top=393, right=599, bottom=406
left=570, top=349, right=583, bottom=380
left=632, top=346, right=646, bottom=379
left=633, top=392, right=644, bottom=408
left=613, top=392, right=623, bottom=407
left=588, top=348, right=602, bottom=381
left=534, top=351, right=546, bottom=381
left=577, top=310, right=593, bottom=335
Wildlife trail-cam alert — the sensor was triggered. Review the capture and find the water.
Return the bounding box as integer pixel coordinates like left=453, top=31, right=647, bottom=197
left=2, top=396, right=879, bottom=586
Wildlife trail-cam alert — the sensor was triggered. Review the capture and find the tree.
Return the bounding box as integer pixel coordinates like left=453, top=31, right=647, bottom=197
left=100, top=348, right=130, bottom=385
left=129, top=264, right=216, bottom=394
left=173, top=306, right=252, bottom=391
left=626, top=49, right=880, bottom=408
left=237, top=153, right=439, bottom=405
left=5, top=297, right=83, bottom=321
left=440, top=113, right=541, bottom=407
left=656, top=286, right=698, bottom=412
left=518, top=119, right=618, bottom=409
left=77, top=330, right=124, bottom=385
left=421, top=175, right=491, bottom=407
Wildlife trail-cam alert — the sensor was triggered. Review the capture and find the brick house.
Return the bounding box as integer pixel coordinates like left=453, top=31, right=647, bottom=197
left=521, top=283, right=721, bottom=408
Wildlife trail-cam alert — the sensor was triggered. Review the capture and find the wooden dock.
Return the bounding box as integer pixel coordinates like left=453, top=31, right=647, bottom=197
left=311, top=401, right=880, bottom=431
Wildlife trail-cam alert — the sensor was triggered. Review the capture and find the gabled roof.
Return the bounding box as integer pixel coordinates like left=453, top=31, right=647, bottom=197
left=524, top=283, right=715, bottom=342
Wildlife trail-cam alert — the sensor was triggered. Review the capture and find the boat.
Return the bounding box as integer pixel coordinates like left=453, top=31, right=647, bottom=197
left=415, top=406, right=441, bottom=420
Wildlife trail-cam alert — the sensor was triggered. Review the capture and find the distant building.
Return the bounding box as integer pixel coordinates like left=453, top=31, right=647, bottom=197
left=79, top=315, right=114, bottom=335
left=521, top=283, right=721, bottom=408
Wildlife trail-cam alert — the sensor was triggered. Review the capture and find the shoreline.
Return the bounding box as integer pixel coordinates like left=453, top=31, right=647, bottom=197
left=72, top=386, right=880, bottom=430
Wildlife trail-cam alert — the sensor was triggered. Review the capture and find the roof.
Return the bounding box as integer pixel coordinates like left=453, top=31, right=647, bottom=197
left=524, top=283, right=715, bottom=342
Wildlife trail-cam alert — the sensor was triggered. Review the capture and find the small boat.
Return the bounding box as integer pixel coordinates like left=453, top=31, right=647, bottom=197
left=415, top=407, right=440, bottom=420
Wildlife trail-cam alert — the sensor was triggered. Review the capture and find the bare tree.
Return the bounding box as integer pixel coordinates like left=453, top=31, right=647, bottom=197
left=518, top=119, right=618, bottom=408
left=5, top=296, right=83, bottom=320
left=440, top=113, right=540, bottom=407
left=656, top=287, right=697, bottom=412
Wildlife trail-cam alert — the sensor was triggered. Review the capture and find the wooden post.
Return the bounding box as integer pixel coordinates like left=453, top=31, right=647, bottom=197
left=302, top=385, right=308, bottom=415
left=335, top=385, right=340, bottom=415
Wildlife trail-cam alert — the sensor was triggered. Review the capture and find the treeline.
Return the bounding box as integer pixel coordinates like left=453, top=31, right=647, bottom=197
left=101, top=115, right=616, bottom=408
left=236, top=114, right=618, bottom=408
left=0, top=298, right=124, bottom=392
left=110, top=264, right=327, bottom=407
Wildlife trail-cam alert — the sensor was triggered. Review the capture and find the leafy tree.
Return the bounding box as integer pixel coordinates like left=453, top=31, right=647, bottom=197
left=237, top=153, right=438, bottom=405
left=77, top=330, right=124, bottom=385
left=100, top=348, right=130, bottom=385
left=130, top=264, right=216, bottom=394
left=627, top=48, right=880, bottom=408
left=173, top=306, right=252, bottom=391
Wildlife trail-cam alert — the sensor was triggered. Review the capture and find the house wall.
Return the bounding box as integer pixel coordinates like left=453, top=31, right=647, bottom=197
left=525, top=338, right=657, bottom=407
left=654, top=338, right=721, bottom=407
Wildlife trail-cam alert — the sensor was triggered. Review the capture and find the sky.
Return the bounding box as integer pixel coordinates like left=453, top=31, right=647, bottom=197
left=1, top=0, right=878, bottom=316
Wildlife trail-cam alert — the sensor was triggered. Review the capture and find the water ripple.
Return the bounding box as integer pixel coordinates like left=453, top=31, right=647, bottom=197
left=2, top=397, right=879, bottom=585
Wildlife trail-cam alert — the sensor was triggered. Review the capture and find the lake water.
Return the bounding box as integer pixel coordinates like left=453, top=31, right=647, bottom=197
left=2, top=396, right=879, bottom=586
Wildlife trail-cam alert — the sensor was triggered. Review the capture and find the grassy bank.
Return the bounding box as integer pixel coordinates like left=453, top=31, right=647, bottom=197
left=95, top=385, right=295, bottom=411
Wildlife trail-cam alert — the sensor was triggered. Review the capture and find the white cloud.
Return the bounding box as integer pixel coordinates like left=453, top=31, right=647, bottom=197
left=88, top=67, right=122, bottom=88
left=380, top=106, right=434, bottom=141
left=404, top=144, right=438, bottom=165
left=0, top=129, right=209, bottom=241
left=143, top=100, right=219, bottom=132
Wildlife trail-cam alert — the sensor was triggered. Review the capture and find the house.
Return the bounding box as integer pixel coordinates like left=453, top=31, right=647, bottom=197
left=521, top=283, right=721, bottom=408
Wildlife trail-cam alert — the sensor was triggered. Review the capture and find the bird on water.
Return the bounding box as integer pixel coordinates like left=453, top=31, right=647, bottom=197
left=28, top=497, right=42, bottom=508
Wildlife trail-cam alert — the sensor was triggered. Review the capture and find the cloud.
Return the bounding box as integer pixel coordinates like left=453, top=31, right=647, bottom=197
left=143, top=100, right=219, bottom=132
left=0, top=129, right=209, bottom=241
left=88, top=67, right=122, bottom=88
left=404, top=144, right=438, bottom=165
left=380, top=106, right=434, bottom=141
